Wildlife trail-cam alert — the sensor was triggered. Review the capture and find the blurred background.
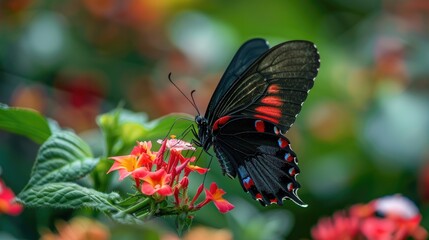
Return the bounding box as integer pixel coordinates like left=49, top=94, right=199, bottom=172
left=1, top=0, right=429, bottom=239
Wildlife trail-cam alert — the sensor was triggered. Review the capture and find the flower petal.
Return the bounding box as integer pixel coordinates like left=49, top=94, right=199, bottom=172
left=187, top=164, right=208, bottom=174
left=141, top=182, right=157, bottom=195
left=156, top=185, right=173, bottom=196
left=157, top=138, right=195, bottom=151
left=213, top=198, right=235, bottom=213
left=0, top=180, right=23, bottom=216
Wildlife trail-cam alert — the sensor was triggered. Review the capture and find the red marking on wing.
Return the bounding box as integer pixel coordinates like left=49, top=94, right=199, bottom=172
left=267, top=84, right=280, bottom=94
left=255, top=193, right=263, bottom=200
left=289, top=167, right=297, bottom=177
left=273, top=126, right=280, bottom=135
left=254, top=114, right=279, bottom=124
left=254, top=106, right=281, bottom=124
left=287, top=183, right=294, bottom=192
left=270, top=198, right=278, bottom=204
left=213, top=116, right=231, bottom=131
left=243, top=178, right=255, bottom=190
left=278, top=138, right=289, bottom=148
left=255, top=120, right=265, bottom=132
left=261, top=96, right=282, bottom=107
left=285, top=153, right=294, bottom=163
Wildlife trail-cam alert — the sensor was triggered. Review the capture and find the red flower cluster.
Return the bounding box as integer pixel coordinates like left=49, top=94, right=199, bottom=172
left=108, top=137, right=234, bottom=214
left=312, top=195, right=427, bottom=240
left=0, top=179, right=23, bottom=216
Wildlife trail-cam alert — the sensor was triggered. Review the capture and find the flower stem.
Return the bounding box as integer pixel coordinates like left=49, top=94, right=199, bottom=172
left=124, top=198, right=151, bottom=214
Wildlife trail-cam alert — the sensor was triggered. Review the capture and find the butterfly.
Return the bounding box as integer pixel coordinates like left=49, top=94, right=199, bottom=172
left=194, top=38, right=320, bottom=206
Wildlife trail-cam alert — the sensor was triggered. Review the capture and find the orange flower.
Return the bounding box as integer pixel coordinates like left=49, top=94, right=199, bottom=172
left=0, top=179, right=23, bottom=216
left=107, top=141, right=156, bottom=182
left=197, top=183, right=234, bottom=213
left=131, top=141, right=156, bottom=162
left=186, top=164, right=208, bottom=175
left=141, top=169, right=173, bottom=196
left=40, top=217, right=109, bottom=240
left=107, top=138, right=233, bottom=217
left=107, top=155, right=145, bottom=181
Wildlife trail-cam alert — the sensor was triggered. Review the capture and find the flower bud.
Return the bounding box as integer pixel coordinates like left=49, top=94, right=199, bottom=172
left=180, top=176, right=189, bottom=189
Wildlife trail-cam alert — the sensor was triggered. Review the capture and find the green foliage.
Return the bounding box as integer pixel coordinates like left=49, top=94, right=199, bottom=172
left=16, top=131, right=115, bottom=212
left=7, top=106, right=201, bottom=227
left=0, top=104, right=51, bottom=144
left=97, top=108, right=194, bottom=156
left=18, top=182, right=119, bottom=211
left=23, top=131, right=97, bottom=189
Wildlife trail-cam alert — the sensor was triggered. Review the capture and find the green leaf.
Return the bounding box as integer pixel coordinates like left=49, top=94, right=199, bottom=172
left=17, top=182, right=119, bottom=211
left=97, top=109, right=148, bottom=156
left=143, top=113, right=195, bottom=141
left=0, top=104, right=51, bottom=144
left=97, top=109, right=194, bottom=156
left=24, top=131, right=98, bottom=190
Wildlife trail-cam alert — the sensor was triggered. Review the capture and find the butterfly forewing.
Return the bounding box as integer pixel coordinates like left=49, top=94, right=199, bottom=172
left=205, top=39, right=269, bottom=119
left=207, top=40, right=319, bottom=132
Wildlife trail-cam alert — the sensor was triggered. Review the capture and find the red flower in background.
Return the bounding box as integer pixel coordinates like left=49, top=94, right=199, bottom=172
left=311, top=211, right=359, bottom=240
left=312, top=195, right=427, bottom=240
left=0, top=179, right=23, bottom=216
left=360, top=217, right=397, bottom=240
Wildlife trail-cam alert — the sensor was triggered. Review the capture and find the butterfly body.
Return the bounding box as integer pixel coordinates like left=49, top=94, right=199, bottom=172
left=195, top=39, right=320, bottom=206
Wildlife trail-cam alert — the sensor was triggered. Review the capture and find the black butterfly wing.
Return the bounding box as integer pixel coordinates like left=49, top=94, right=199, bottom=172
left=206, top=40, right=320, bottom=132
left=205, top=38, right=269, bottom=119
left=211, top=117, right=305, bottom=206
left=203, top=40, right=320, bottom=206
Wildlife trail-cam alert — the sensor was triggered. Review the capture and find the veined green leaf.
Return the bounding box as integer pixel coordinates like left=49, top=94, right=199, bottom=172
left=23, top=131, right=98, bottom=190
left=17, top=182, right=119, bottom=211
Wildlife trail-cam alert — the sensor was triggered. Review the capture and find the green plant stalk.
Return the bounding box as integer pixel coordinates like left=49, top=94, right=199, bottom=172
left=124, top=197, right=151, bottom=214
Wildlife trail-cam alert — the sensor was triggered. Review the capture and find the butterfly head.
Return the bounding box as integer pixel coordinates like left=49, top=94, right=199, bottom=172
left=195, top=115, right=212, bottom=150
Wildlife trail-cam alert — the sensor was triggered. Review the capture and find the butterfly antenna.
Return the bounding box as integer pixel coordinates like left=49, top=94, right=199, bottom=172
left=168, top=73, right=200, bottom=116
left=190, top=90, right=200, bottom=116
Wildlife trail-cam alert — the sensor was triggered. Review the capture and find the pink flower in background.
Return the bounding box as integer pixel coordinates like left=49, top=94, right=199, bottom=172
left=312, top=194, right=427, bottom=240
left=360, top=217, right=397, bottom=240
left=311, top=211, right=359, bottom=240
left=0, top=179, right=23, bottom=216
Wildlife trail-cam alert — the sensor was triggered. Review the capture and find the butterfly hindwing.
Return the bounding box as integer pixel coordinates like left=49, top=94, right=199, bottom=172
left=211, top=116, right=305, bottom=206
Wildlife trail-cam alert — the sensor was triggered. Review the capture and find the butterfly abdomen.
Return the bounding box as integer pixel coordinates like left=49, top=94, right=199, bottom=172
left=213, top=143, right=237, bottom=178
